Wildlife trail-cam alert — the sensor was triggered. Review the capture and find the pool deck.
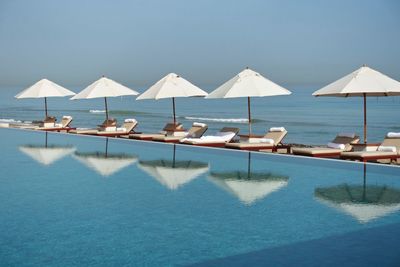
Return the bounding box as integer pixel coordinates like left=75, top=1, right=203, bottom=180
left=2, top=126, right=399, bottom=169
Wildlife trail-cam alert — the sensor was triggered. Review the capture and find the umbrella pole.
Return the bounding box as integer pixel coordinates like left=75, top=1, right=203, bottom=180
left=105, top=138, right=108, bottom=157
left=45, top=131, right=48, bottom=148
left=247, top=97, right=252, bottom=136
left=247, top=152, right=251, bottom=179
left=172, top=97, right=176, bottom=125
left=44, top=97, right=48, bottom=117
left=173, top=144, right=176, bottom=168
left=363, top=93, right=367, bottom=144
left=362, top=162, right=367, bottom=201
left=104, top=97, right=109, bottom=121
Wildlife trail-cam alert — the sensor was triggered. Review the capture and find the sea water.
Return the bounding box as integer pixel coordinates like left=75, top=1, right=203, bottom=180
left=0, top=85, right=399, bottom=144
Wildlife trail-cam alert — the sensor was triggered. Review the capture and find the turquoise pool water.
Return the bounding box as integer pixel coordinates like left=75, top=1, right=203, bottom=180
left=0, top=128, right=399, bottom=266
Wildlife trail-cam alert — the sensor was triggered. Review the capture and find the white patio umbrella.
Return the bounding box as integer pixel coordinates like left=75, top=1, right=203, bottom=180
left=315, top=164, right=400, bottom=223
left=206, top=68, right=291, bottom=135
left=19, top=132, right=76, bottom=166
left=73, top=138, right=137, bottom=177
left=136, top=73, right=208, bottom=125
left=137, top=144, right=209, bottom=190
left=15, top=79, right=75, bottom=117
left=207, top=152, right=289, bottom=205
left=313, top=65, right=400, bottom=143
left=71, top=76, right=139, bottom=120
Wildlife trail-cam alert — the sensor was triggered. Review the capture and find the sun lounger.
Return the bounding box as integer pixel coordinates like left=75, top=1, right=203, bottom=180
left=292, top=133, right=360, bottom=157
left=152, top=122, right=208, bottom=143
left=340, top=133, right=400, bottom=163
left=91, top=119, right=138, bottom=137
left=11, top=116, right=57, bottom=129
left=180, top=127, right=240, bottom=147
left=69, top=118, right=117, bottom=135
left=37, top=116, right=74, bottom=132
left=226, top=127, right=288, bottom=152
left=128, top=122, right=184, bottom=140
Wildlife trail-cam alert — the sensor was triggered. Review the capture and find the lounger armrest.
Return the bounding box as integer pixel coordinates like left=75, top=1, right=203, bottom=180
left=352, top=143, right=381, bottom=146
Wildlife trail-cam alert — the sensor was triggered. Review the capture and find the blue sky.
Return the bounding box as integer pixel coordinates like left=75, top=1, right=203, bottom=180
left=0, top=0, right=399, bottom=87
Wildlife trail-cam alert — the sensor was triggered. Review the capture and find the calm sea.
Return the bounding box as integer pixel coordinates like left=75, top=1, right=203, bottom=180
left=0, top=85, right=399, bottom=145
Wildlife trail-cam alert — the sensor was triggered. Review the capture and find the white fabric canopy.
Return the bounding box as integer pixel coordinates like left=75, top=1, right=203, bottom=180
left=313, top=66, right=400, bottom=97
left=206, top=68, right=291, bottom=99
left=15, top=79, right=75, bottom=99
left=73, top=153, right=137, bottom=177
left=208, top=172, right=289, bottom=205
left=136, top=73, right=207, bottom=100
left=205, top=68, right=291, bottom=134
left=19, top=145, right=76, bottom=166
left=71, top=77, right=138, bottom=99
left=137, top=160, right=209, bottom=190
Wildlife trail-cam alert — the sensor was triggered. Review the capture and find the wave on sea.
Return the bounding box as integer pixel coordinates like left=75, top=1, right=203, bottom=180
left=89, top=110, right=106, bottom=113
left=0, top=118, right=23, bottom=123
left=184, top=116, right=249, bottom=123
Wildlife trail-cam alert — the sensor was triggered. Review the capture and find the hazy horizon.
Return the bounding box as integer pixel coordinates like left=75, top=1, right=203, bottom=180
left=0, top=0, right=399, bottom=88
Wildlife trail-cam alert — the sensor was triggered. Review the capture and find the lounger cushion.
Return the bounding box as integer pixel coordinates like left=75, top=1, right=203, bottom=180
left=193, top=122, right=207, bottom=127
left=387, top=132, right=400, bottom=138
left=377, top=146, right=397, bottom=153
left=248, top=138, right=274, bottom=144
left=226, top=142, right=275, bottom=149
left=327, top=142, right=346, bottom=150
left=269, top=127, right=286, bottom=132
left=341, top=151, right=398, bottom=158
left=124, top=118, right=137, bottom=123
left=292, top=147, right=343, bottom=156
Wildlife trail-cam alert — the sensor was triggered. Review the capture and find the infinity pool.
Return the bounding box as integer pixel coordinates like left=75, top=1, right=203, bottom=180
left=0, top=128, right=399, bottom=266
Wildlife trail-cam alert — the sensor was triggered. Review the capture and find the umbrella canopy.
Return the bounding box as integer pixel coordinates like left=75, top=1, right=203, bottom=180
left=206, top=68, right=291, bottom=135
left=15, top=79, right=75, bottom=117
left=207, top=152, right=288, bottom=205
left=315, top=184, right=400, bottom=223
left=74, top=152, right=137, bottom=177
left=19, top=145, right=76, bottom=166
left=313, top=66, right=400, bottom=143
left=136, top=73, right=208, bottom=125
left=138, top=159, right=209, bottom=190
left=137, top=144, right=209, bottom=190
left=71, top=76, right=139, bottom=120
left=73, top=138, right=137, bottom=177
left=208, top=171, right=289, bottom=205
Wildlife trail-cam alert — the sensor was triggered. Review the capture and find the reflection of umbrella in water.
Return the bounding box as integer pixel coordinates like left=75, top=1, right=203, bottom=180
left=137, top=144, right=209, bottom=190
left=73, top=138, right=137, bottom=177
left=208, top=152, right=289, bottom=205
left=315, top=164, right=400, bottom=223
left=19, top=132, right=76, bottom=166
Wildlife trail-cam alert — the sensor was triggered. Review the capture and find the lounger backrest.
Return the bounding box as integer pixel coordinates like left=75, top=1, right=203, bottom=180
left=163, top=122, right=183, bottom=132
left=332, top=135, right=360, bottom=151
left=61, top=116, right=73, bottom=127
left=381, top=137, right=400, bottom=154
left=220, top=127, right=240, bottom=134
left=264, top=130, right=288, bottom=145
left=187, top=124, right=208, bottom=138
left=122, top=121, right=138, bottom=133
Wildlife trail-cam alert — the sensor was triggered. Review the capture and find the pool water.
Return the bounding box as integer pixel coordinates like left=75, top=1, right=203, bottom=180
left=0, top=128, right=399, bottom=266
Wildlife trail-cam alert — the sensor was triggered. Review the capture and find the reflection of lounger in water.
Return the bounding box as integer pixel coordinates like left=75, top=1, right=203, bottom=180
left=180, top=127, right=239, bottom=147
